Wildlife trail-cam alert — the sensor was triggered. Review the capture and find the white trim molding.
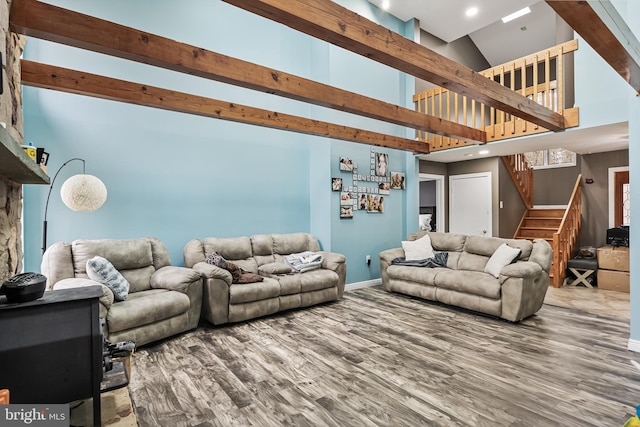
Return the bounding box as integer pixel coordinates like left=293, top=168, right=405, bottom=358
left=345, top=279, right=381, bottom=292
left=628, top=339, right=640, bottom=353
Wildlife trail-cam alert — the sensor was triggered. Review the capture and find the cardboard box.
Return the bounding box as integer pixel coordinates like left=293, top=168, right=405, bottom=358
left=597, top=269, right=630, bottom=292
left=597, top=246, right=630, bottom=272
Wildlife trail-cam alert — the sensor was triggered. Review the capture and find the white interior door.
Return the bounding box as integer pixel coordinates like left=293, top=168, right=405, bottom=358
left=449, top=172, right=492, bottom=236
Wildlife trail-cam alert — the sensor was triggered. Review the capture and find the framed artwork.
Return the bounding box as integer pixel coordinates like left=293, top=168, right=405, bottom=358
left=378, top=182, right=390, bottom=195
left=332, top=178, right=343, bottom=191
left=375, top=152, right=388, bottom=177
left=339, top=157, right=356, bottom=171
left=391, top=172, right=405, bottom=190
left=340, top=192, right=354, bottom=206
left=367, top=194, right=381, bottom=212
left=340, top=206, right=354, bottom=219
left=358, top=194, right=367, bottom=210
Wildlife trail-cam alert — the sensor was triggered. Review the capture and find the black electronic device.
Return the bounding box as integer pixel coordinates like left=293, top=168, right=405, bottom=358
left=0, top=272, right=47, bottom=303
left=607, top=225, right=629, bottom=247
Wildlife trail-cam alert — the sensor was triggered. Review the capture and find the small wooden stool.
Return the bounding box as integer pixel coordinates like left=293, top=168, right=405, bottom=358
left=564, top=258, right=598, bottom=287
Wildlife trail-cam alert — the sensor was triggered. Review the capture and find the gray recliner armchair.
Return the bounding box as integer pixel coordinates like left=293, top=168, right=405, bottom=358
left=41, top=237, right=202, bottom=346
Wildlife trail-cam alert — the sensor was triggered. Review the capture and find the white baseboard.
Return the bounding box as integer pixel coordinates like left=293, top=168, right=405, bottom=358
left=628, top=339, right=640, bottom=353
left=345, top=279, right=381, bottom=292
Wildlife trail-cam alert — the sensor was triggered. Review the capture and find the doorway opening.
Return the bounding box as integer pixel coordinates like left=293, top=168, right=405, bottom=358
left=419, top=173, right=445, bottom=232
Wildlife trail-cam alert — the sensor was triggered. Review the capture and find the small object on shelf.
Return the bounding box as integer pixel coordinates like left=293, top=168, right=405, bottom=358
left=21, top=142, right=37, bottom=162
left=0, top=272, right=47, bottom=303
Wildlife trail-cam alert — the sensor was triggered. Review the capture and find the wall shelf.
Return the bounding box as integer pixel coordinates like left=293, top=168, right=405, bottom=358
left=0, top=125, right=50, bottom=184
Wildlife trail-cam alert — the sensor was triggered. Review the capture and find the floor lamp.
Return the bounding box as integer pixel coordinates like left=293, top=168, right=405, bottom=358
left=42, top=158, right=108, bottom=254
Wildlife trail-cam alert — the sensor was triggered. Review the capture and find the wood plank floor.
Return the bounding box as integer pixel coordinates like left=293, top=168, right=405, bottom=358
left=129, top=286, right=640, bottom=426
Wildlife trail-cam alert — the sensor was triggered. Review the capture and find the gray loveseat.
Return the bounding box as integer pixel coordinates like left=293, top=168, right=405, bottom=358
left=379, top=231, right=552, bottom=322
left=41, top=237, right=203, bottom=346
left=184, top=233, right=346, bottom=325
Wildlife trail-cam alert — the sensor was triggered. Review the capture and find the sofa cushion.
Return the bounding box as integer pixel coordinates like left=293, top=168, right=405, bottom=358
left=484, top=243, right=522, bottom=278
left=457, top=252, right=491, bottom=273
left=464, top=236, right=532, bottom=260
left=86, top=256, right=130, bottom=301
left=229, top=277, right=281, bottom=304
left=273, top=233, right=312, bottom=255
left=299, top=269, right=338, bottom=292
left=72, top=238, right=154, bottom=274
left=107, top=289, right=190, bottom=333
left=259, top=263, right=292, bottom=275
left=277, top=274, right=302, bottom=295
left=402, top=234, right=434, bottom=261
left=434, top=270, right=501, bottom=299
left=387, top=265, right=445, bottom=286
left=427, top=232, right=467, bottom=252
left=251, top=234, right=274, bottom=256
left=204, top=236, right=252, bottom=261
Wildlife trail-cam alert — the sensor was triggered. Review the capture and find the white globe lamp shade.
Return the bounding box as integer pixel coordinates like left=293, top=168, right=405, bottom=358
left=60, top=174, right=108, bottom=212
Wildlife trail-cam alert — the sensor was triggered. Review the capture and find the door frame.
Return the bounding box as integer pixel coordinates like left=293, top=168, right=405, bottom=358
left=608, top=166, right=629, bottom=228
left=419, top=173, right=445, bottom=232
left=449, top=172, right=492, bottom=236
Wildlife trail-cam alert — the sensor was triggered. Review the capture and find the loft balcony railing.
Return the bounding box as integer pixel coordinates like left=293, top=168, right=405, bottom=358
left=414, top=40, right=580, bottom=152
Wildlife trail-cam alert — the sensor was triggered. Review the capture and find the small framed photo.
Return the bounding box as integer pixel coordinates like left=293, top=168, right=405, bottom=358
left=391, top=172, right=405, bottom=190
left=340, top=205, right=354, bottom=219
left=375, top=152, right=388, bottom=177
left=339, top=157, right=356, bottom=171
left=379, top=182, right=390, bottom=195
left=332, top=178, right=343, bottom=191
left=340, top=192, right=354, bottom=206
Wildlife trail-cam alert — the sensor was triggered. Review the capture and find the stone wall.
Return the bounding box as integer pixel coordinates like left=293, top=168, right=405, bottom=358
left=1, top=0, right=27, bottom=282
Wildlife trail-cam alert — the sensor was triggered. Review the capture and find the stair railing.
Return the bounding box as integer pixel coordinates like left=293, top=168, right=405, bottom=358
left=551, top=174, right=582, bottom=287
left=414, top=40, right=579, bottom=152
left=501, top=154, right=533, bottom=209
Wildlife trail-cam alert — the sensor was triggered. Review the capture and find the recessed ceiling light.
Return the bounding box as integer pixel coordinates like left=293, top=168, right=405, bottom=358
left=502, top=6, right=531, bottom=23
left=466, top=7, right=478, bottom=17
left=381, top=0, right=390, bottom=11
left=479, top=150, right=489, bottom=155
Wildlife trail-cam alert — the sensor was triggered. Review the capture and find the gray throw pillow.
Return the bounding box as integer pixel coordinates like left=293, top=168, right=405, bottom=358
left=86, top=256, right=130, bottom=301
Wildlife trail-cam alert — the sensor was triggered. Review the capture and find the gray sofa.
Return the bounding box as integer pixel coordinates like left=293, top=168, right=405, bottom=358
left=184, top=233, right=346, bottom=325
left=41, top=237, right=203, bottom=346
left=379, top=231, right=552, bottom=322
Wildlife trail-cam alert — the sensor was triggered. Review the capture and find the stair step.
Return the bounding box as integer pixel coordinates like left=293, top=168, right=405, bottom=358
left=526, top=209, right=565, bottom=218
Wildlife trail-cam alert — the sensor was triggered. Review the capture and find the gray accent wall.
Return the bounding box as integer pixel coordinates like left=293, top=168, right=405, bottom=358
left=532, top=157, right=581, bottom=205
left=580, top=150, right=629, bottom=248
left=498, top=160, right=527, bottom=239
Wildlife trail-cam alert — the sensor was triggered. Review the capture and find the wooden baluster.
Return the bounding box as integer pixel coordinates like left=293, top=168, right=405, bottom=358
left=463, top=95, right=468, bottom=127
left=545, top=51, right=551, bottom=110
left=533, top=55, right=539, bottom=130
left=510, top=63, right=516, bottom=134
left=557, top=46, right=564, bottom=114
left=489, top=70, right=495, bottom=139
left=522, top=61, right=528, bottom=133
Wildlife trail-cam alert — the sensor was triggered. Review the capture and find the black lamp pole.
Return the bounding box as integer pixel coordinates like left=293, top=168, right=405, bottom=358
left=42, top=158, right=86, bottom=254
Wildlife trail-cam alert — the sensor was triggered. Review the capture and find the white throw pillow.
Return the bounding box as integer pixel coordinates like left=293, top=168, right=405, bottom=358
left=401, top=234, right=435, bottom=261
left=86, top=256, right=130, bottom=301
left=484, top=243, right=522, bottom=278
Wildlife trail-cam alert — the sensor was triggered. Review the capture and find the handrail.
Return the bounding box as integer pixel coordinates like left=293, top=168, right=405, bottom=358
left=501, top=154, right=533, bottom=208
left=551, top=174, right=583, bottom=287
left=414, top=40, right=579, bottom=151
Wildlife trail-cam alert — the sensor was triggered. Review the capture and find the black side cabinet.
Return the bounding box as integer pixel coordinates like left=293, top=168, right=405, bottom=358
left=0, top=286, right=103, bottom=426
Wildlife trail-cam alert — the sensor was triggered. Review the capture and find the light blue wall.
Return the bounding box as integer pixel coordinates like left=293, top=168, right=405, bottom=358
left=22, top=0, right=417, bottom=285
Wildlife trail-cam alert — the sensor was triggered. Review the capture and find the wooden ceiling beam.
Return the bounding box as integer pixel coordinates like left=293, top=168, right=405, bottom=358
left=221, top=0, right=567, bottom=132
left=546, top=0, right=640, bottom=93
left=9, top=0, right=484, bottom=144
left=20, top=60, right=430, bottom=153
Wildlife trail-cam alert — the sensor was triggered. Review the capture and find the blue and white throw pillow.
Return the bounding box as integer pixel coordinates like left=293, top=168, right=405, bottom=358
left=86, top=256, right=130, bottom=301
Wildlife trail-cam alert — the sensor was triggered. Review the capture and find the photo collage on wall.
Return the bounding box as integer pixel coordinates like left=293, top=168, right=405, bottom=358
left=332, top=147, right=405, bottom=219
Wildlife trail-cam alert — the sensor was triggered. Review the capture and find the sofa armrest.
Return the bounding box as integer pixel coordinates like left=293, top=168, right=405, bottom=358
left=500, top=261, right=542, bottom=279
left=52, top=278, right=114, bottom=312
left=151, top=266, right=201, bottom=292
left=192, top=261, right=232, bottom=285
left=529, top=239, right=553, bottom=273
left=319, top=251, right=346, bottom=271
left=379, top=248, right=404, bottom=263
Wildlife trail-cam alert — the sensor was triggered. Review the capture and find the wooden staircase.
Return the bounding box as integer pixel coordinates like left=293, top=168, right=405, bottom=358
left=504, top=154, right=583, bottom=287
left=514, top=208, right=565, bottom=243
